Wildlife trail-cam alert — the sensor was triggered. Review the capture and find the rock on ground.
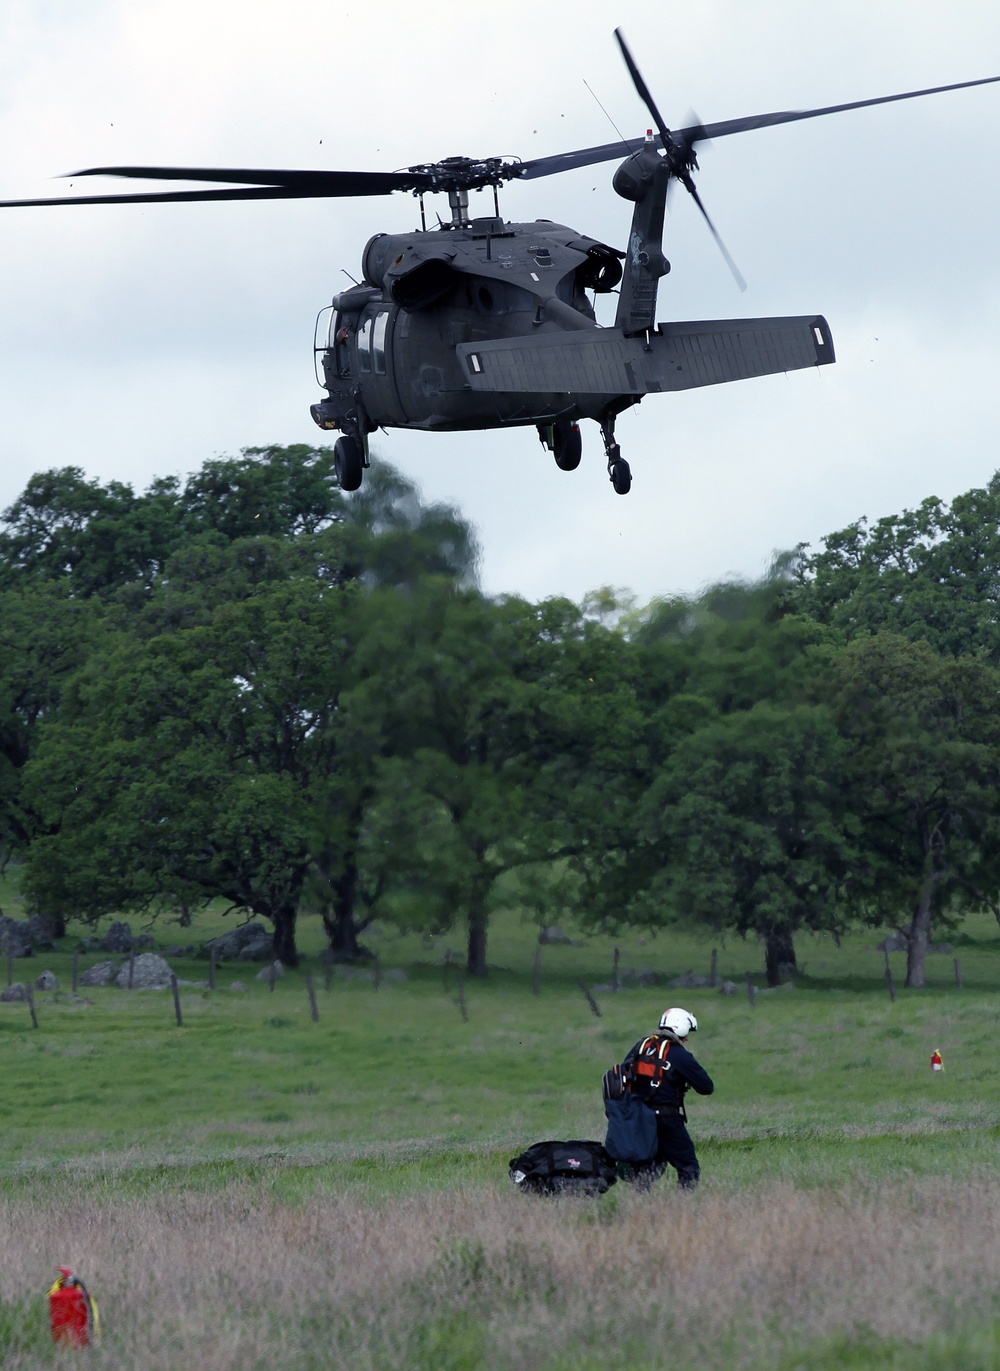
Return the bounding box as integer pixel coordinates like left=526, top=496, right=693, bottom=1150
left=101, top=921, right=134, bottom=953
left=115, top=953, right=174, bottom=989
left=256, top=960, right=285, bottom=983
left=0, top=915, right=34, bottom=958
left=203, top=922, right=273, bottom=962
left=0, top=982, right=27, bottom=1002
left=34, top=971, right=58, bottom=991
left=79, top=961, right=118, bottom=987
left=538, top=926, right=573, bottom=945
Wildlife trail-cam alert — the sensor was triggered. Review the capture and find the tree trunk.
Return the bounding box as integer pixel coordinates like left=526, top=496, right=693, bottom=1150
left=321, top=856, right=371, bottom=962
left=905, top=877, right=934, bottom=989
left=467, top=902, right=488, bottom=978
left=764, top=924, right=797, bottom=987
left=271, top=904, right=299, bottom=967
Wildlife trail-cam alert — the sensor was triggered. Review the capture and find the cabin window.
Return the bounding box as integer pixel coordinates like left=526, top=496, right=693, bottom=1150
left=357, top=316, right=373, bottom=374
left=372, top=311, right=388, bottom=375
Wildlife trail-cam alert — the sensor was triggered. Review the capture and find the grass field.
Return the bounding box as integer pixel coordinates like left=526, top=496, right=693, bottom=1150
left=2, top=871, right=1000, bottom=1368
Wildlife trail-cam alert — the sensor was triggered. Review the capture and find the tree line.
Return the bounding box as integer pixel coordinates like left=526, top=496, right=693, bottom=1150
left=4, top=449, right=1000, bottom=988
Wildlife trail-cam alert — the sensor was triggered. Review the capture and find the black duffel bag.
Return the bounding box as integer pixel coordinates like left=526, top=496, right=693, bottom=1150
left=508, top=1140, right=618, bottom=1196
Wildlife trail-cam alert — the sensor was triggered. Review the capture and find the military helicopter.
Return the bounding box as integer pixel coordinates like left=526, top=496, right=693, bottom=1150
left=2, top=31, right=998, bottom=495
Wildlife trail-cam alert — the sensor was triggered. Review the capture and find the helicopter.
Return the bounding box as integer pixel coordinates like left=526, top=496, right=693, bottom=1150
left=1, top=32, right=998, bottom=496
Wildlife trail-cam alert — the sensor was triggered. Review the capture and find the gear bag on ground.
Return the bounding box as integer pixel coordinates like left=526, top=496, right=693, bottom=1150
left=509, top=1140, right=618, bottom=1196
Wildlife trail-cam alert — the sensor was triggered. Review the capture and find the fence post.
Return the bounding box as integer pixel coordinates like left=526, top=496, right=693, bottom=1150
left=269, top=962, right=277, bottom=993
left=577, top=979, right=602, bottom=1018
left=127, top=946, right=136, bottom=991
left=532, top=946, right=542, bottom=997
left=746, top=973, right=756, bottom=1009
left=72, top=949, right=80, bottom=994
left=209, top=947, right=216, bottom=991
left=6, top=938, right=12, bottom=989
left=170, top=974, right=183, bottom=1027
left=306, top=972, right=319, bottom=1023
left=884, top=950, right=897, bottom=1003
left=457, top=971, right=468, bottom=1023
left=26, top=982, right=38, bottom=1030
left=954, top=957, right=962, bottom=990
left=612, top=946, right=620, bottom=994
left=710, top=948, right=718, bottom=987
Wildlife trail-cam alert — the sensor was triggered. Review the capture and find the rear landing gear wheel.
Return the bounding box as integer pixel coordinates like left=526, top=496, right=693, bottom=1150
left=552, top=420, right=582, bottom=471
left=610, top=458, right=632, bottom=495
left=334, top=434, right=364, bottom=492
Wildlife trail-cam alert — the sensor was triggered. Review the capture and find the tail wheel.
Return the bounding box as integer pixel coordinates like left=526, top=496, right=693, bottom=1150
left=334, top=434, right=364, bottom=492
left=610, top=458, right=632, bottom=495
left=553, top=420, right=582, bottom=471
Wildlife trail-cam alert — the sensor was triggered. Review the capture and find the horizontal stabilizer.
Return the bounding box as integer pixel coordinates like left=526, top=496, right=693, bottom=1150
left=457, top=316, right=834, bottom=397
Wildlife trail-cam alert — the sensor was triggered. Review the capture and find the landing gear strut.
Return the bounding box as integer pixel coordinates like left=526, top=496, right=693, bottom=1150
left=600, top=415, right=632, bottom=496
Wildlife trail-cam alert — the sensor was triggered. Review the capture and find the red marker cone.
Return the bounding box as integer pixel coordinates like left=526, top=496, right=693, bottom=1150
left=931, top=1049, right=944, bottom=1072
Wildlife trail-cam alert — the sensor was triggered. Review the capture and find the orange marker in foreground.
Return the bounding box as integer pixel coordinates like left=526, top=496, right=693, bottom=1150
left=931, top=1049, right=944, bottom=1072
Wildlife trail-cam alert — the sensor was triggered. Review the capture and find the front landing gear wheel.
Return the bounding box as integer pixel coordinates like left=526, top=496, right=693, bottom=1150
left=552, top=420, right=582, bottom=471
left=610, top=458, right=632, bottom=495
left=334, top=434, right=364, bottom=492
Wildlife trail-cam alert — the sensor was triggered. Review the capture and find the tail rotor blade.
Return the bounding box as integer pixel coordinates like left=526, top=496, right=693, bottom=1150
left=615, top=28, right=673, bottom=150
left=683, top=178, right=747, bottom=292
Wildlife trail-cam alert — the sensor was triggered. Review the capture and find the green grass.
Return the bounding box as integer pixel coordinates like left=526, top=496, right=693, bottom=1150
left=1, top=900, right=996, bottom=1169
left=3, top=874, right=1000, bottom=1367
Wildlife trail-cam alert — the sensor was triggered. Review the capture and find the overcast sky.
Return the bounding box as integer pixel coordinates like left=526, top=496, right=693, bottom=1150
left=1, top=1, right=999, bottom=604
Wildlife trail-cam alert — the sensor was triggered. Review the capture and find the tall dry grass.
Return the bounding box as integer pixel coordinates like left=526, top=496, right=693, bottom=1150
left=2, top=1172, right=999, bottom=1369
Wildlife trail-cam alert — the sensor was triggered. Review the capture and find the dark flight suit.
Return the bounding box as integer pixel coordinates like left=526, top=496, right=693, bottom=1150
left=622, top=1036, right=714, bottom=1189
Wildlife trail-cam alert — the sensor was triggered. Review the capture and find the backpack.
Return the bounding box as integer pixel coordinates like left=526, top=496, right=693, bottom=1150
left=630, top=1034, right=673, bottom=1091
left=603, top=1036, right=673, bottom=1102
left=509, top=1140, right=618, bottom=1196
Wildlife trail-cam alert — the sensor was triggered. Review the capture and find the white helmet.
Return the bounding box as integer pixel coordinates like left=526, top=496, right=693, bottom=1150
left=659, top=1007, right=698, bottom=1038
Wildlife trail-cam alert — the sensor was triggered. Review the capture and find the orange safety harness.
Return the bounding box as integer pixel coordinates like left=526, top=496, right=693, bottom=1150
left=631, top=1034, right=673, bottom=1088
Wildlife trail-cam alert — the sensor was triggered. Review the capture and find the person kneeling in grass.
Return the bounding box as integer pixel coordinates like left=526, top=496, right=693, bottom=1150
left=622, top=1006, right=713, bottom=1190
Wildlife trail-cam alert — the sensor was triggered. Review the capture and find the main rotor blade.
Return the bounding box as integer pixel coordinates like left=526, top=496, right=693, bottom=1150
left=614, top=28, right=672, bottom=150
left=0, top=164, right=433, bottom=209
left=516, top=72, right=1000, bottom=182
left=683, top=73, right=1000, bottom=144
left=67, top=164, right=424, bottom=194
left=0, top=187, right=348, bottom=208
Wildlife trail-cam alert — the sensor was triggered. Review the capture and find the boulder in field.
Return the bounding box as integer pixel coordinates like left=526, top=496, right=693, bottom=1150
left=101, top=921, right=134, bottom=953
left=79, top=961, right=119, bottom=987
left=35, top=971, right=58, bottom=991
left=0, top=915, right=34, bottom=958
left=203, top=922, right=273, bottom=962
left=0, top=982, right=27, bottom=1002
left=256, top=960, right=285, bottom=983
left=538, top=926, right=572, bottom=945
left=27, top=913, right=60, bottom=949
left=115, top=953, right=174, bottom=989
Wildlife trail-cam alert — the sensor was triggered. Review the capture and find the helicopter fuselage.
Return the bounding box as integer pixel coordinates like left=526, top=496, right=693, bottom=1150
left=312, top=215, right=624, bottom=437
